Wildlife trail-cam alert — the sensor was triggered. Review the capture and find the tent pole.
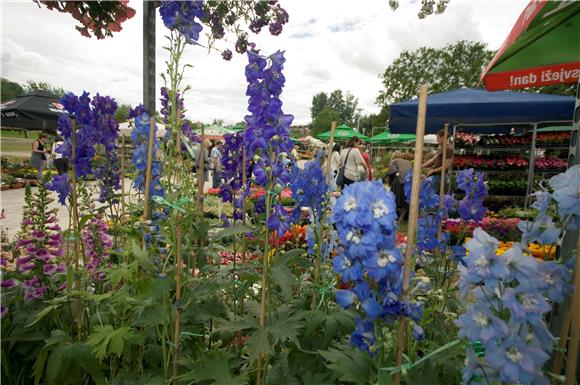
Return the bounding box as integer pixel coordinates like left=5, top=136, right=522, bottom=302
left=437, top=123, right=449, bottom=239
left=525, top=123, right=537, bottom=209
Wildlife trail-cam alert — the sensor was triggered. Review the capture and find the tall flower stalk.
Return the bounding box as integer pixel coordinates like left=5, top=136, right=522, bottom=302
left=242, top=48, right=294, bottom=384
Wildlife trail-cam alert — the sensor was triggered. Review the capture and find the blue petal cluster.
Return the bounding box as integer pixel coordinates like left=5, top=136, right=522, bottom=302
left=332, top=181, right=424, bottom=353
left=456, top=169, right=488, bottom=222
left=456, top=227, right=572, bottom=385
left=159, top=0, right=204, bottom=44
left=219, top=132, right=248, bottom=221
left=290, top=155, right=328, bottom=223
left=243, top=50, right=295, bottom=236
left=130, top=108, right=164, bottom=198
left=50, top=92, right=120, bottom=203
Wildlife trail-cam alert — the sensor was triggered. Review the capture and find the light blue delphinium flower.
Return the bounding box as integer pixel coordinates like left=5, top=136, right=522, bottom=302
left=485, top=335, right=549, bottom=385
left=502, top=243, right=538, bottom=282
left=455, top=303, right=509, bottom=346
left=549, top=164, right=580, bottom=222
left=502, top=286, right=551, bottom=324
left=527, top=260, right=572, bottom=304
left=518, top=215, right=561, bottom=245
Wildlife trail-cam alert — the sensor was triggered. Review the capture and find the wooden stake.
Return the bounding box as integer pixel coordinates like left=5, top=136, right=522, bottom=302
left=564, top=231, right=580, bottom=385
left=394, top=85, right=428, bottom=385
left=143, top=117, right=156, bottom=220
left=437, top=123, right=449, bottom=239
left=325, top=121, right=337, bottom=184
left=172, top=217, right=183, bottom=385
left=553, top=297, right=573, bottom=378
left=197, top=126, right=206, bottom=212
left=70, top=119, right=83, bottom=341
left=120, top=134, right=126, bottom=221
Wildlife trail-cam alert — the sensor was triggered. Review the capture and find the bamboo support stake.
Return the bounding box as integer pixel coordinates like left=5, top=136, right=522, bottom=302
left=143, top=117, right=156, bottom=220
left=197, top=126, right=206, bottom=212
left=564, top=231, right=580, bottom=385
left=437, top=123, right=449, bottom=239
left=70, top=119, right=83, bottom=341
left=120, top=134, right=126, bottom=221
left=172, top=217, right=183, bottom=385
left=394, top=85, right=429, bottom=385
left=325, top=121, right=338, bottom=184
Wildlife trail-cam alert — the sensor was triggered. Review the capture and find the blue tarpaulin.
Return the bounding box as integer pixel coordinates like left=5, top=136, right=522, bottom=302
left=389, top=88, right=575, bottom=134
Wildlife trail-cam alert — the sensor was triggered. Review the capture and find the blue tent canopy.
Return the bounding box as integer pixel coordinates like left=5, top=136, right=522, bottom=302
left=389, top=88, right=575, bottom=134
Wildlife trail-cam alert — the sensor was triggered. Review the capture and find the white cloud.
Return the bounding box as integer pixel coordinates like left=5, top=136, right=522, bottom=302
left=1, top=0, right=528, bottom=126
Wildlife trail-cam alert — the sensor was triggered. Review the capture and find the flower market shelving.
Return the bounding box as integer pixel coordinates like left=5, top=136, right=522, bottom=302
left=452, top=125, right=572, bottom=208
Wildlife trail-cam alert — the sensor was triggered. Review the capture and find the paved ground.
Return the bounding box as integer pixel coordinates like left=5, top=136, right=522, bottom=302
left=0, top=177, right=214, bottom=240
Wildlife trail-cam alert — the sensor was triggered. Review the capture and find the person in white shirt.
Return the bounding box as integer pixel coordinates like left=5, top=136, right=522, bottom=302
left=52, top=136, right=69, bottom=175
left=338, top=137, right=367, bottom=188
left=210, top=140, right=223, bottom=189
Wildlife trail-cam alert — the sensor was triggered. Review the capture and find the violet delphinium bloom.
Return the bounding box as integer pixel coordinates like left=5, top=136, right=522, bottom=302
left=159, top=0, right=204, bottom=44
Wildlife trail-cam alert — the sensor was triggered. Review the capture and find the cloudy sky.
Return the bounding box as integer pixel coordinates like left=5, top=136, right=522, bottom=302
left=1, top=0, right=528, bottom=125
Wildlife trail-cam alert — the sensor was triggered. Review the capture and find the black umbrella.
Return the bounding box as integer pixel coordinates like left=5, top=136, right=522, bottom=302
left=0, top=91, right=67, bottom=131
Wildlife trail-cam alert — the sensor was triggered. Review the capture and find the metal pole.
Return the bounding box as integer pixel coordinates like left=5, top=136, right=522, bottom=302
left=525, top=123, right=537, bottom=209
left=143, top=0, right=156, bottom=114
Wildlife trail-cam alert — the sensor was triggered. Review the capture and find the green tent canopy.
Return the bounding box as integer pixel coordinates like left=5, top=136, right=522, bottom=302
left=368, top=131, right=416, bottom=144
left=194, top=124, right=235, bottom=138
left=536, top=125, right=572, bottom=132
left=230, top=124, right=244, bottom=132
left=316, top=124, right=369, bottom=141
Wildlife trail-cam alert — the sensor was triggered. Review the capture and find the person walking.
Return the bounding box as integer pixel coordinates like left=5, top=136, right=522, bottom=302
left=30, top=133, right=48, bottom=180
left=388, top=151, right=413, bottom=221
left=338, top=137, right=367, bottom=188
left=52, top=136, right=69, bottom=175
left=422, top=129, right=454, bottom=192
left=360, top=145, right=373, bottom=181
left=210, top=140, right=223, bottom=189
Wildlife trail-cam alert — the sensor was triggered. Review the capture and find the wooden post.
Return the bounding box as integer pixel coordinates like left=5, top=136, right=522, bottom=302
left=564, top=232, right=580, bottom=385
left=143, top=117, right=156, bottom=220
left=325, top=121, right=337, bottom=184
left=120, top=134, right=126, bottom=220
left=197, top=126, right=206, bottom=211
left=553, top=297, right=573, bottom=378
left=70, top=118, right=83, bottom=341
left=172, top=217, right=183, bottom=385
left=437, top=123, right=449, bottom=239
left=394, top=85, right=428, bottom=385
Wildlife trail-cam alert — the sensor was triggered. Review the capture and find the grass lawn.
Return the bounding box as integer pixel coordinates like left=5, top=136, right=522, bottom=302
left=0, top=130, right=39, bottom=139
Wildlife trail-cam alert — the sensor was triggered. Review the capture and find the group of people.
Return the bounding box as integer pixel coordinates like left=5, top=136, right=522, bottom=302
left=30, top=134, right=69, bottom=180
left=328, top=136, right=373, bottom=189
left=325, top=129, right=453, bottom=219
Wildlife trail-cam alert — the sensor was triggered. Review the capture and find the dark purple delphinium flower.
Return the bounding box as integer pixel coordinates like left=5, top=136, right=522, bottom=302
left=243, top=50, right=295, bottom=234
left=290, top=154, right=328, bottom=223
left=50, top=91, right=121, bottom=204
left=221, top=49, right=233, bottom=61
left=45, top=174, right=72, bottom=205
left=159, top=0, right=204, bottom=44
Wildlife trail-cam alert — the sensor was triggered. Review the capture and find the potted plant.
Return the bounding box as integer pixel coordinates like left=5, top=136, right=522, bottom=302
left=10, top=178, right=24, bottom=189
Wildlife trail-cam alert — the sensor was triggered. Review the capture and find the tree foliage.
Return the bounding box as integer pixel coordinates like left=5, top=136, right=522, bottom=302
left=309, top=90, right=359, bottom=135
left=1, top=78, right=24, bottom=102
left=23, top=81, right=67, bottom=98
left=114, top=103, right=132, bottom=123
left=357, top=106, right=390, bottom=137
left=388, top=0, right=450, bottom=19
left=376, top=41, right=494, bottom=105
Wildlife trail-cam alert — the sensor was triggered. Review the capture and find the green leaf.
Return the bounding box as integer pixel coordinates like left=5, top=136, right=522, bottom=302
left=275, top=248, right=306, bottom=267
left=210, top=223, right=252, bottom=241
left=26, top=304, right=61, bottom=328
left=180, top=350, right=249, bottom=385
left=247, top=327, right=270, bottom=361
left=324, top=316, right=338, bottom=347
left=319, top=347, right=372, bottom=385
left=271, top=265, right=295, bottom=299
left=33, top=348, right=48, bottom=385
left=86, top=325, right=141, bottom=361
left=78, top=213, right=95, bottom=229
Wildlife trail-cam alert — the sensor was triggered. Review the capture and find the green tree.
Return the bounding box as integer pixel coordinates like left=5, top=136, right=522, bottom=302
left=114, top=103, right=132, bottom=123
left=376, top=41, right=494, bottom=105
left=311, top=107, right=340, bottom=136
left=310, top=92, right=328, bottom=121
left=1, top=78, right=24, bottom=102
left=358, top=106, right=390, bottom=137
left=23, top=81, right=67, bottom=98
